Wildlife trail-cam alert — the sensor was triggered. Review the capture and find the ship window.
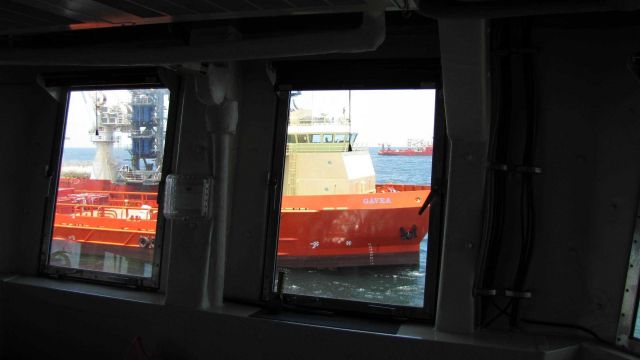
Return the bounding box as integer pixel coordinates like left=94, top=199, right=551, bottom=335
left=334, top=134, right=347, bottom=143
left=297, top=134, right=309, bottom=143
left=267, top=88, right=443, bottom=319
left=41, top=86, right=174, bottom=288
left=618, top=209, right=640, bottom=351
left=288, top=134, right=297, bottom=143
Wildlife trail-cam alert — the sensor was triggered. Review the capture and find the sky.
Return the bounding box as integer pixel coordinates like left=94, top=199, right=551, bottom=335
left=291, top=89, right=436, bottom=147
left=64, top=88, right=436, bottom=149
left=65, top=90, right=134, bottom=148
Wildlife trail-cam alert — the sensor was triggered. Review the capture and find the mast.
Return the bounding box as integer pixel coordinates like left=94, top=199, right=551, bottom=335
left=90, top=92, right=126, bottom=181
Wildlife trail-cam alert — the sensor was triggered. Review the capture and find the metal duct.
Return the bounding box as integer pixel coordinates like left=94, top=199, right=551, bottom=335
left=0, top=4, right=385, bottom=66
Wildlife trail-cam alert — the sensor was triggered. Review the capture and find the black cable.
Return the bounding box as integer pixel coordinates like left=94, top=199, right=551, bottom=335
left=478, top=20, right=512, bottom=327
left=511, top=18, right=537, bottom=327
left=520, top=318, right=607, bottom=344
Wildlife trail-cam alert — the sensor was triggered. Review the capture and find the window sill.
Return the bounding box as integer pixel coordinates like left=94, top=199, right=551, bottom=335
left=0, top=274, right=165, bottom=305
left=0, top=274, right=627, bottom=360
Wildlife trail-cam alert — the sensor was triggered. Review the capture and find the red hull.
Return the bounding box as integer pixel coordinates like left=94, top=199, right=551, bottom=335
left=51, top=179, right=430, bottom=268
left=278, top=185, right=430, bottom=267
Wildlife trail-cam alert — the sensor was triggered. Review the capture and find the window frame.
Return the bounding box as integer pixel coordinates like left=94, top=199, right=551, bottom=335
left=261, top=59, right=446, bottom=321
left=617, top=206, right=640, bottom=351
left=38, top=68, right=180, bottom=289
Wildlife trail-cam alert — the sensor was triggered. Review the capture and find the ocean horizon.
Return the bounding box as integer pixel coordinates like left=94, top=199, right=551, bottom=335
left=62, top=147, right=433, bottom=185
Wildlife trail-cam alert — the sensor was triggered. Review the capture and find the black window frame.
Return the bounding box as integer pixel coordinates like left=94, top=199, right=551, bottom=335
left=261, top=59, right=446, bottom=321
left=617, top=205, right=640, bottom=351
left=38, top=68, right=180, bottom=289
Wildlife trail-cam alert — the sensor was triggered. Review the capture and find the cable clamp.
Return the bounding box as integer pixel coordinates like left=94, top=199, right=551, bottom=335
left=514, top=165, right=542, bottom=174
left=504, top=289, right=532, bottom=299
left=489, top=163, right=542, bottom=174
left=474, top=288, right=498, bottom=296
left=489, top=163, right=509, bottom=172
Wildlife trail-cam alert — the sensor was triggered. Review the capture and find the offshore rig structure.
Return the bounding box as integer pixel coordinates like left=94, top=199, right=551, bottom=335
left=89, top=89, right=166, bottom=186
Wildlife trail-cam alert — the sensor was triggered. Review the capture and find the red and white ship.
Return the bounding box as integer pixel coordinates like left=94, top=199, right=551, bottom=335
left=378, top=139, right=433, bottom=156
left=50, top=106, right=430, bottom=269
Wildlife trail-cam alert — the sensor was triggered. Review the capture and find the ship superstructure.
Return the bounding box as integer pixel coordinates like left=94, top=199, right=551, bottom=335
left=283, top=108, right=375, bottom=196
left=116, top=89, right=167, bottom=185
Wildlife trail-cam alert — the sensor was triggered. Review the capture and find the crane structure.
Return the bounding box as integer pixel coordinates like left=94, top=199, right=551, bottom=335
left=115, top=89, right=167, bottom=185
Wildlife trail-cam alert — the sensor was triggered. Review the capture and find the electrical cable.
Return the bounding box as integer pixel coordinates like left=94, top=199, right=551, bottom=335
left=510, top=18, right=537, bottom=328
left=478, top=21, right=512, bottom=328
left=520, top=318, right=607, bottom=344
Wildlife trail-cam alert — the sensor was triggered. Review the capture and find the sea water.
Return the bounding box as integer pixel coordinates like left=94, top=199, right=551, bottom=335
left=62, top=147, right=131, bottom=165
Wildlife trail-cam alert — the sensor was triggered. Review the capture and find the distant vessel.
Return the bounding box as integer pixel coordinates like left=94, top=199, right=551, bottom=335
left=378, top=139, right=433, bottom=156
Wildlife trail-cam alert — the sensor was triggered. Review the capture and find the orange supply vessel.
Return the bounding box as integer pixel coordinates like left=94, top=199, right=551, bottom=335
left=275, top=108, right=430, bottom=267
left=51, top=108, right=430, bottom=269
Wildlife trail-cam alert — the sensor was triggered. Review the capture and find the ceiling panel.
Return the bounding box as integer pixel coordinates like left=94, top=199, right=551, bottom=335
left=126, top=0, right=198, bottom=16
left=174, top=0, right=227, bottom=13
left=286, top=0, right=332, bottom=7
left=91, top=0, right=165, bottom=18
left=15, top=0, right=116, bottom=23
left=207, top=0, right=260, bottom=12
left=0, top=1, right=79, bottom=26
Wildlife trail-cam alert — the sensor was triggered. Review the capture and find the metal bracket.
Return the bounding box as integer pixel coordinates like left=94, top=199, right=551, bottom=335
left=488, top=162, right=542, bottom=174
left=503, top=289, right=532, bottom=299
left=474, top=288, right=498, bottom=296
left=514, top=165, right=542, bottom=174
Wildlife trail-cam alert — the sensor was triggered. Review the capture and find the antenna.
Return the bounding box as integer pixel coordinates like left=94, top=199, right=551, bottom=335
left=95, top=91, right=99, bottom=136
left=94, top=92, right=106, bottom=136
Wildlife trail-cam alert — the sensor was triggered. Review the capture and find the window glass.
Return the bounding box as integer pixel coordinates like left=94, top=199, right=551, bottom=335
left=635, top=298, right=640, bottom=338
left=276, top=89, right=436, bottom=307
left=311, top=134, right=322, bottom=143
left=47, top=89, right=169, bottom=279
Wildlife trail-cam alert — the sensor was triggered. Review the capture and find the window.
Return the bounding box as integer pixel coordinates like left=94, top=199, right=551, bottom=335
left=334, top=134, right=347, bottom=143
left=40, top=81, right=174, bottom=288
left=617, top=212, right=640, bottom=351
left=267, top=88, right=443, bottom=319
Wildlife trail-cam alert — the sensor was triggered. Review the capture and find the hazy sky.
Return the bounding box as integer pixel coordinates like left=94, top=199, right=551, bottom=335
left=65, top=90, right=133, bottom=148
left=292, top=89, right=436, bottom=147
left=64, top=88, right=436, bottom=149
